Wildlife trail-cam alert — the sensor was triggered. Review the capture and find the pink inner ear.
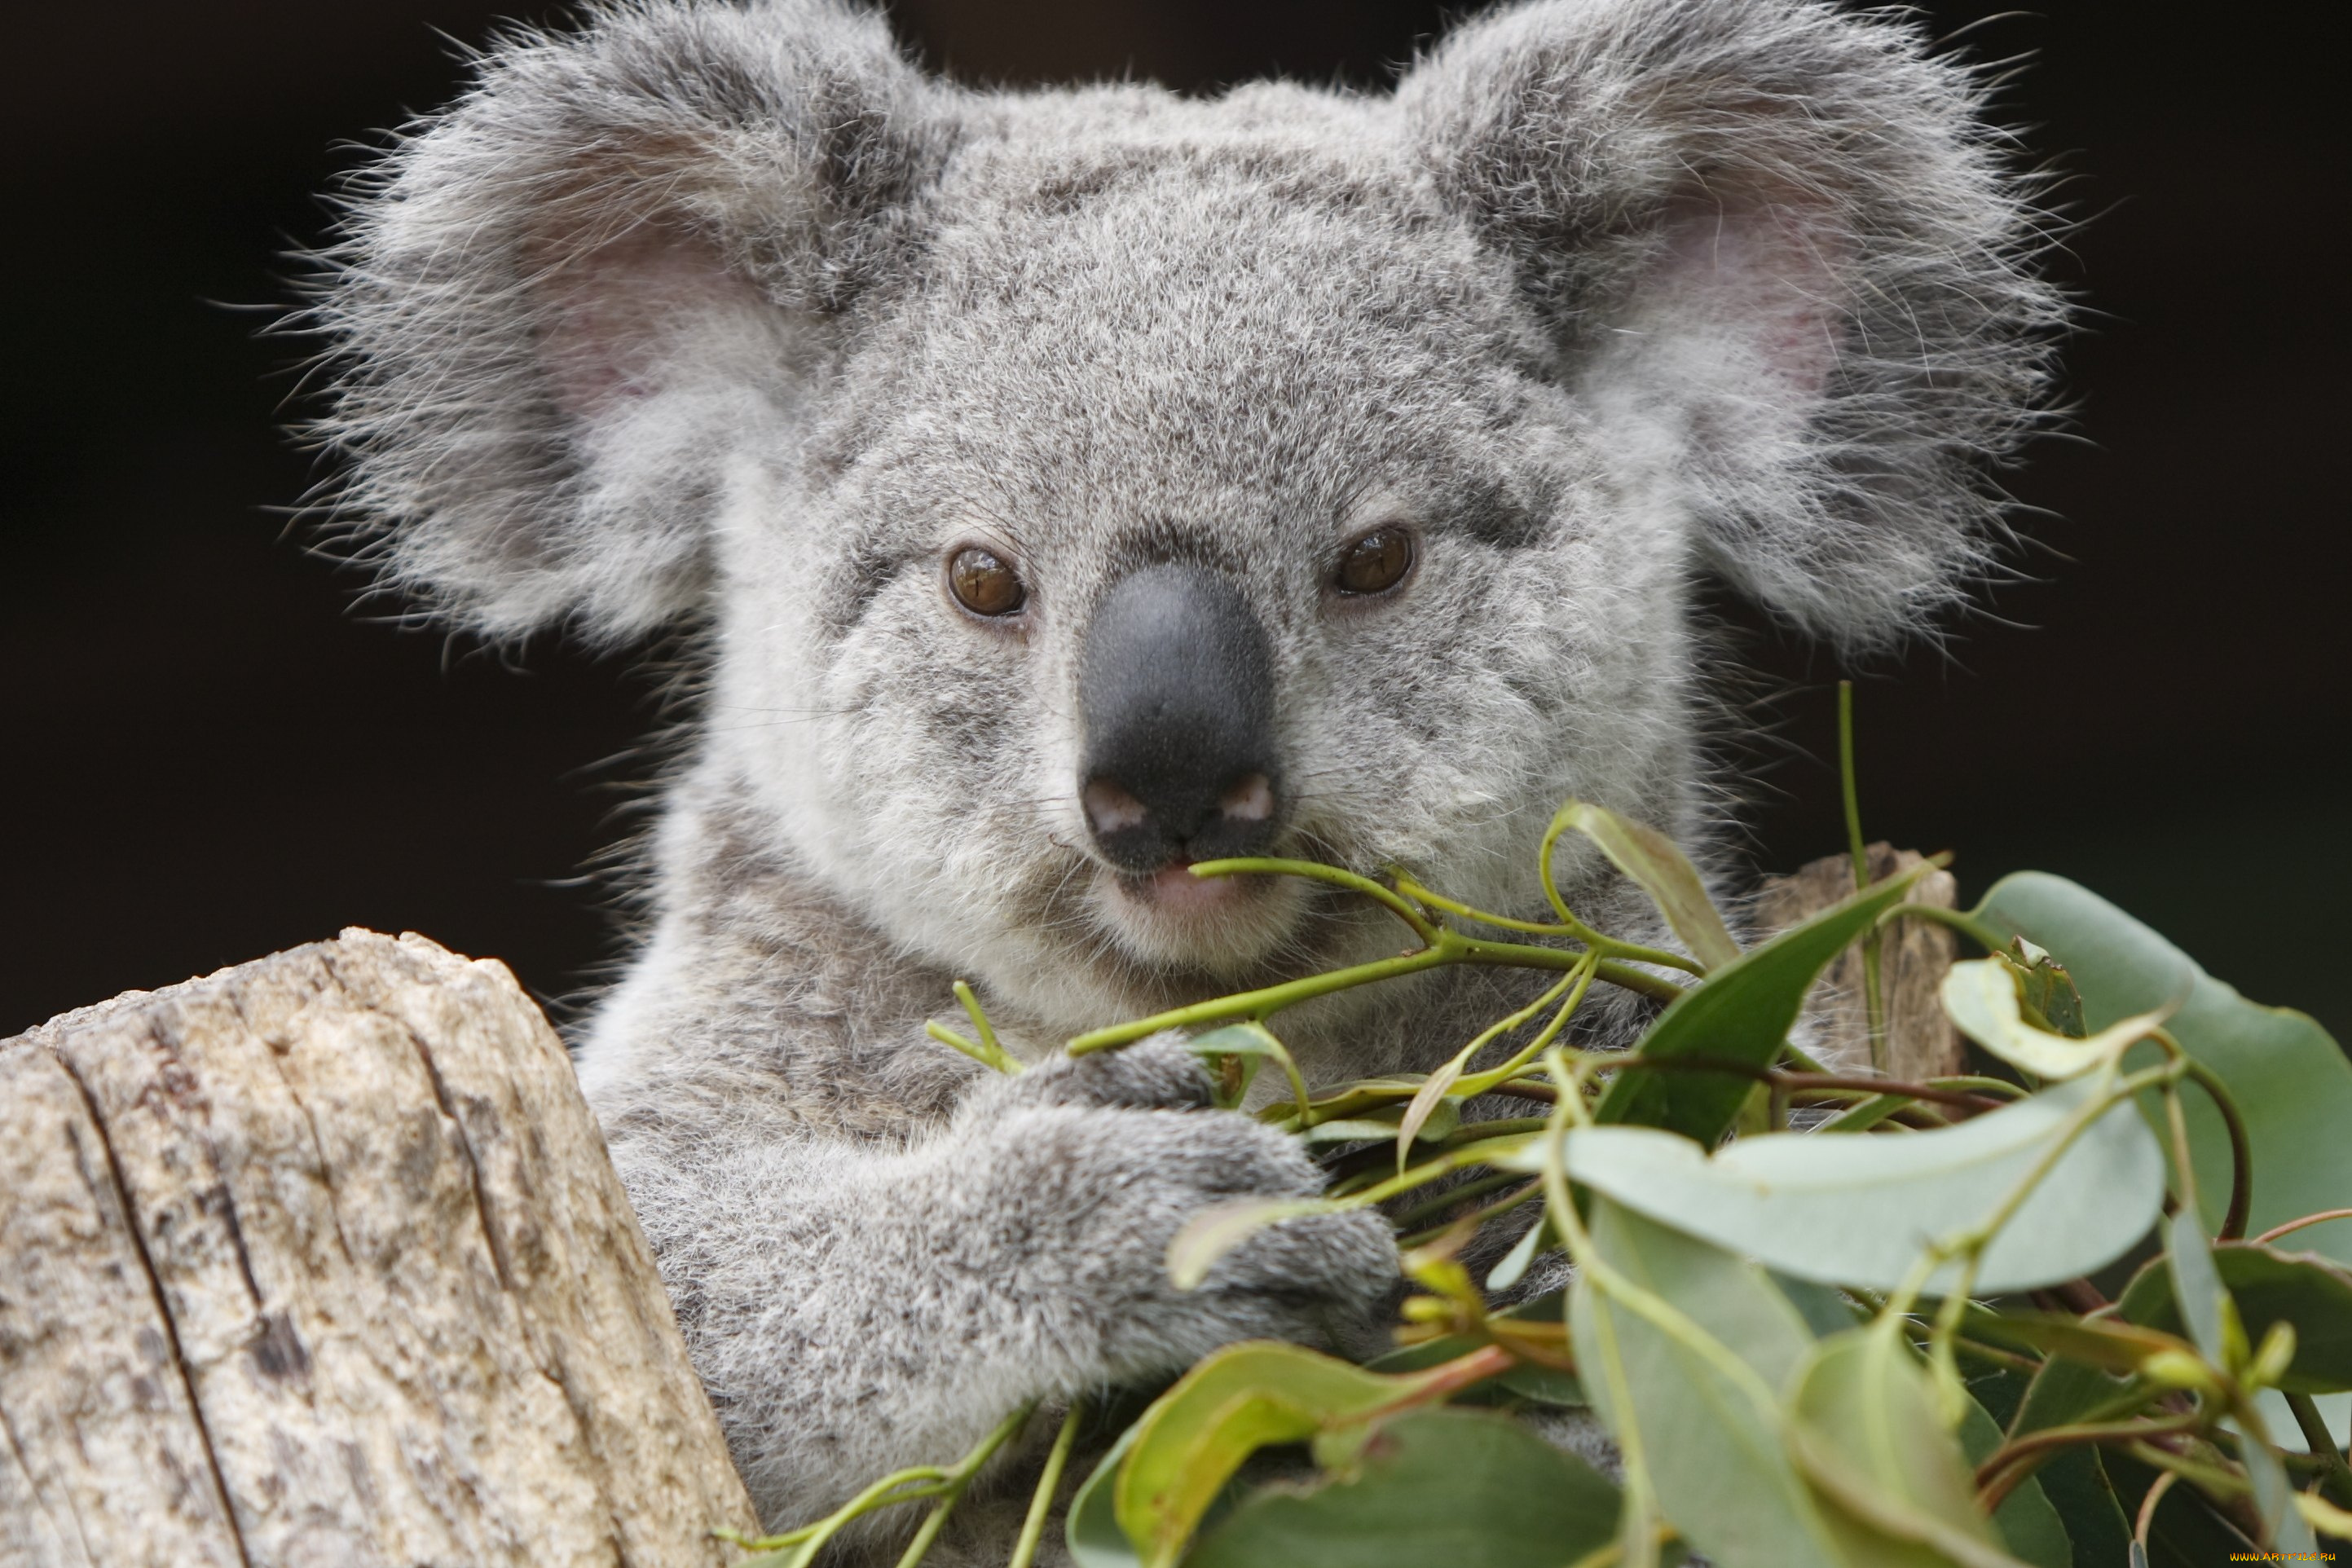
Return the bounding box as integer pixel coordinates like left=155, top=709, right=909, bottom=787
left=531, top=227, right=754, bottom=421
left=1649, top=188, right=1854, bottom=406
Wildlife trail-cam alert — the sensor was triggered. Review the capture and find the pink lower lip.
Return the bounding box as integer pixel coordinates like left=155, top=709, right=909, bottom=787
left=1139, top=859, right=1246, bottom=914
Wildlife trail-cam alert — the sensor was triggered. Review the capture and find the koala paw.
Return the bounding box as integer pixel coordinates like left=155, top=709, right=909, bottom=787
left=951, top=1034, right=1397, bottom=1381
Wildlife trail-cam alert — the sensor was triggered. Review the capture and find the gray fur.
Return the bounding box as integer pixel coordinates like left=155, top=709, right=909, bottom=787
left=306, top=0, right=2058, bottom=1546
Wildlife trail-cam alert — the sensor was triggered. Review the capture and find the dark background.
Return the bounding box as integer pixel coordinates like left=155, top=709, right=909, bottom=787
left=4, top=2, right=2344, bottom=1042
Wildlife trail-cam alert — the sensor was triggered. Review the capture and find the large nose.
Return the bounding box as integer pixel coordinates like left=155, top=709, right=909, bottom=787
left=1077, top=565, right=1280, bottom=874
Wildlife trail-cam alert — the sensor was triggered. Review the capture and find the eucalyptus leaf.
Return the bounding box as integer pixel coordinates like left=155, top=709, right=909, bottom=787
left=2116, top=1240, right=2352, bottom=1394
left=1538, top=1076, right=2167, bottom=1293
left=1553, top=800, right=1742, bottom=972
left=1975, top=874, right=2352, bottom=1263
left=1111, top=1341, right=1450, bottom=1566
left=1956, top=1392, right=2072, bottom=1568
left=1593, top=860, right=1939, bottom=1143
left=1571, top=1197, right=1844, bottom=1568
left=1940, top=958, right=2171, bottom=1082
left=2155, top=1218, right=2316, bottom=1551
left=1068, top=1422, right=1146, bottom=1568
left=1183, top=1407, right=1620, bottom=1568
left=1785, top=1325, right=2028, bottom=1568
left=1164, top=1198, right=1342, bottom=1291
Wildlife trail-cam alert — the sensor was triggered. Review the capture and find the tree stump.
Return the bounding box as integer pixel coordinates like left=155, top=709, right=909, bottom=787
left=0, top=930, right=757, bottom=1567
left=1755, top=843, right=1966, bottom=1083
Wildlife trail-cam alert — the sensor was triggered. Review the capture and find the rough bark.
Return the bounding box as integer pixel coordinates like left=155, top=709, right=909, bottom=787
left=0, top=930, right=757, bottom=1568
left=1755, top=843, right=1967, bottom=1083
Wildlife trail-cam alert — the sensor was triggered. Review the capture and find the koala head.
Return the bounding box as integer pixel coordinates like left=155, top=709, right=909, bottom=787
left=315, top=0, right=2056, bottom=1031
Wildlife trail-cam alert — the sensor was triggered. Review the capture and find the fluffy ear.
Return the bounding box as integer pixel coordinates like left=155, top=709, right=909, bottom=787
left=312, top=0, right=951, bottom=641
left=1398, top=0, right=2061, bottom=648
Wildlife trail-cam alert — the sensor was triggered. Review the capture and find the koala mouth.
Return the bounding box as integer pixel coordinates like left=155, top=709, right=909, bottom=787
left=1123, top=854, right=1257, bottom=916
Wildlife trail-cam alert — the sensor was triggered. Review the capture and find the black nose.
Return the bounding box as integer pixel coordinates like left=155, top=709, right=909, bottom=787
left=1077, top=565, right=1280, bottom=874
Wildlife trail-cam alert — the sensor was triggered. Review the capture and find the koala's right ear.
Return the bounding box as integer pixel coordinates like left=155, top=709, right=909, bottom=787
left=311, top=0, right=950, bottom=642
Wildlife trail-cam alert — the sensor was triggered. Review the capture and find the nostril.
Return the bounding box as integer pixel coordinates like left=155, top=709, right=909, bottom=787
left=1218, top=773, right=1273, bottom=825
left=1081, top=777, right=1150, bottom=838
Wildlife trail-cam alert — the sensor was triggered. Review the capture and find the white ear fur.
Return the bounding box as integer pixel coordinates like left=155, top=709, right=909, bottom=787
left=313, top=0, right=949, bottom=642
left=1399, top=0, right=2061, bottom=649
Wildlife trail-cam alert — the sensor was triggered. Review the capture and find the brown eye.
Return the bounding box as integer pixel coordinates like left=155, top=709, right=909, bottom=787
left=1334, top=527, right=1414, bottom=596
left=949, top=545, right=1027, bottom=617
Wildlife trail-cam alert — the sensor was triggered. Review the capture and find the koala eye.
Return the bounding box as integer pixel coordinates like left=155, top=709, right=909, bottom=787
left=1333, top=526, right=1415, bottom=597
left=947, top=545, right=1027, bottom=617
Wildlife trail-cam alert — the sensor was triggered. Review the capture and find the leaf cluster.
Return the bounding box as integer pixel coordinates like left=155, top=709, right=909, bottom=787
left=726, top=715, right=2352, bottom=1568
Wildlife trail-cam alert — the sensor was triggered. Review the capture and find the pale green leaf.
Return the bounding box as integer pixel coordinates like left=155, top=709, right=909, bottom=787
left=1939, top=958, right=2171, bottom=1081
left=1165, top=1199, right=1340, bottom=1291
left=1184, top=1407, right=1619, bottom=1568
left=1541, top=1076, right=2166, bottom=1293
left=1975, top=873, right=2352, bottom=1265
left=2118, top=1241, right=2352, bottom=1394
left=1571, top=1197, right=1846, bottom=1568
left=1111, top=1342, right=1449, bottom=1567
left=1786, top=1327, right=2027, bottom=1568
left=1553, top=800, right=1742, bottom=972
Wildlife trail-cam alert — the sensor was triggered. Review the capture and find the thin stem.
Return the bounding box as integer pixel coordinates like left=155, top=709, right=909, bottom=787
left=952, top=980, right=1014, bottom=1072
left=891, top=1403, right=1035, bottom=1568
left=1008, top=1400, right=1086, bottom=1568
left=2133, top=1469, right=2179, bottom=1553
left=1974, top=1413, right=2204, bottom=1511
left=1066, top=927, right=1679, bottom=1055
left=1838, top=680, right=1889, bottom=1073
left=2174, top=1051, right=2254, bottom=1241
left=2284, top=1391, right=2352, bottom=1509
left=1392, top=873, right=1580, bottom=936
left=1189, top=857, right=1438, bottom=945
left=2164, top=1084, right=2204, bottom=1233
left=1397, top=1179, right=1541, bottom=1248
left=1895, top=901, right=2016, bottom=956
left=2254, top=1208, right=2352, bottom=1245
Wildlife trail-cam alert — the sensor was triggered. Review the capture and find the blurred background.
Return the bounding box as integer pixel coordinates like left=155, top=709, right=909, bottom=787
left=3, top=1, right=2344, bottom=1042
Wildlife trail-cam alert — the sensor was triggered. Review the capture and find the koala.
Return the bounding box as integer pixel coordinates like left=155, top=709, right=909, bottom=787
left=311, top=0, right=2056, bottom=1550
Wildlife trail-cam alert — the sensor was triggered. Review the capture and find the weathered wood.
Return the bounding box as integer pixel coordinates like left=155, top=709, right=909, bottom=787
left=1755, top=843, right=1966, bottom=1082
left=0, top=930, right=757, bottom=1568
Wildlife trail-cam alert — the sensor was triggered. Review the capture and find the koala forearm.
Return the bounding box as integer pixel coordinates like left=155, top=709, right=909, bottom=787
left=610, top=1129, right=1092, bottom=1526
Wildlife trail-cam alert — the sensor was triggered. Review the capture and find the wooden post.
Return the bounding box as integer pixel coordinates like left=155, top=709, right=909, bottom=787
left=1754, top=843, right=1967, bottom=1083
left=0, top=931, right=757, bottom=1567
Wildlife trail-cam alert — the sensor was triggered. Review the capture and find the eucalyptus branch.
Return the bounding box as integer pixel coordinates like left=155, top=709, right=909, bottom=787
left=1973, top=1412, right=2205, bottom=1512
left=1066, top=910, right=1680, bottom=1055
left=724, top=1403, right=1035, bottom=1568
left=1008, top=1400, right=1086, bottom=1568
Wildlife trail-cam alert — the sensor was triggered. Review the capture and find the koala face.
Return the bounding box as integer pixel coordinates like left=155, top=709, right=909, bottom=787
left=711, top=95, right=1697, bottom=1022
left=314, top=0, right=2057, bottom=1035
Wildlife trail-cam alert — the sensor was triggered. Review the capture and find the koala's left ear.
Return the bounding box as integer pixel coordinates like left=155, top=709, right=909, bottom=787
left=313, top=0, right=952, bottom=642
left=1398, top=0, right=2061, bottom=648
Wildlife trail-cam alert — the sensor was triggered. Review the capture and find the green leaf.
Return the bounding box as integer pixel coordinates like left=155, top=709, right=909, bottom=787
left=1536, top=1077, right=2166, bottom=1293
left=2007, top=1351, right=2151, bottom=1436
left=1594, top=860, right=1940, bottom=1143
left=1785, top=1325, right=2028, bottom=1568
left=2116, top=1241, right=2352, bottom=1394
left=1068, top=1422, right=1146, bottom=1568
left=2008, top=943, right=2087, bottom=1038
left=2163, top=1208, right=2230, bottom=1366
left=1111, top=1342, right=1452, bottom=1567
left=2152, top=1216, right=2315, bottom=1552
left=1956, top=1393, right=2072, bottom=1568
left=1552, top=800, right=1742, bottom=972
left=1975, top=873, right=2352, bottom=1263
left=1164, top=1199, right=1342, bottom=1291
left=1297, top=1099, right=1460, bottom=1145
left=1183, top=1407, right=1620, bottom=1568
left=1940, top=958, right=2172, bottom=1082
left=1570, top=1196, right=1846, bottom=1568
